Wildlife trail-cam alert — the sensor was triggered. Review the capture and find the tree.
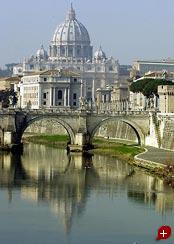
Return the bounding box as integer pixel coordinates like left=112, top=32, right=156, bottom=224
left=0, top=89, right=18, bottom=108
left=130, top=78, right=174, bottom=98
left=129, top=79, right=149, bottom=93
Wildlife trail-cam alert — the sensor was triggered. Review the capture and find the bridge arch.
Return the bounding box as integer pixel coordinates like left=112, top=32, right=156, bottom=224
left=90, top=117, right=145, bottom=146
left=19, top=115, right=75, bottom=144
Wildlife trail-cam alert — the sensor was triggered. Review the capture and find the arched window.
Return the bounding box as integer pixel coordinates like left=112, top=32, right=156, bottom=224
left=58, top=90, right=62, bottom=99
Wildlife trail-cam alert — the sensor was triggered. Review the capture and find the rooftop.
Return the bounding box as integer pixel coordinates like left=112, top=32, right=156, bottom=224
left=134, top=59, right=174, bottom=64
left=23, top=69, right=80, bottom=78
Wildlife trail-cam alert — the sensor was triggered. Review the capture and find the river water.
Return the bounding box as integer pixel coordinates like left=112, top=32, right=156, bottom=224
left=0, top=143, right=174, bottom=244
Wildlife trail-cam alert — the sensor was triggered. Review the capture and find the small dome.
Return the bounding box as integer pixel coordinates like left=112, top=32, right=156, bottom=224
left=52, top=4, right=90, bottom=44
left=36, top=45, right=48, bottom=60
left=94, top=46, right=106, bottom=60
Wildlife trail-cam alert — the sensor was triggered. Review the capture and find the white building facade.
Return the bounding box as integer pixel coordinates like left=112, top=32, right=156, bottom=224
left=14, top=4, right=119, bottom=101
left=19, top=70, right=82, bottom=109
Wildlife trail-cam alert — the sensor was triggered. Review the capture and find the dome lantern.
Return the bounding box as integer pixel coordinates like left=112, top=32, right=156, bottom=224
left=67, top=3, right=76, bottom=21
left=36, top=45, right=48, bottom=60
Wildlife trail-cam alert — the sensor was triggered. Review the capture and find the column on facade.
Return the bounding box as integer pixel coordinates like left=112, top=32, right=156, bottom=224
left=65, top=46, right=68, bottom=57
left=64, top=88, right=67, bottom=106
left=53, top=87, right=56, bottom=106
left=67, top=87, right=70, bottom=106
left=50, top=87, right=52, bottom=107
left=73, top=46, right=76, bottom=58
left=38, top=86, right=42, bottom=108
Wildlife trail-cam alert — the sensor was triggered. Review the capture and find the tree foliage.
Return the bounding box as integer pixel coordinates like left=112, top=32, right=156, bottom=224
left=0, top=89, right=18, bottom=108
left=129, top=78, right=174, bottom=97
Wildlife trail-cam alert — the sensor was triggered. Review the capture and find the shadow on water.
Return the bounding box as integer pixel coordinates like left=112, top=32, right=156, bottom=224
left=0, top=144, right=174, bottom=233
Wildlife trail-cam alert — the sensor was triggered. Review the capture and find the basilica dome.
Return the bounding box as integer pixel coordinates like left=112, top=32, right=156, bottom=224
left=52, top=5, right=90, bottom=44
left=49, top=4, right=92, bottom=60
left=36, top=45, right=48, bottom=60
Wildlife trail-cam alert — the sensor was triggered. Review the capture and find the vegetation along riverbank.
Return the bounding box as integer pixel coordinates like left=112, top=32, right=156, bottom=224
left=23, top=134, right=144, bottom=161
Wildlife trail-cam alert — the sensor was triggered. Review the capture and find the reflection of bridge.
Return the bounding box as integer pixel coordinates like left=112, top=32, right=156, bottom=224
left=0, top=109, right=173, bottom=151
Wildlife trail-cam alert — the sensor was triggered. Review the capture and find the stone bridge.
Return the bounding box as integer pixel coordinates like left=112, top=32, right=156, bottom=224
left=0, top=108, right=171, bottom=151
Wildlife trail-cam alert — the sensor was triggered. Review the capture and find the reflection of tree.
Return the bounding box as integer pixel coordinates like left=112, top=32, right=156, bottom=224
left=0, top=146, right=174, bottom=233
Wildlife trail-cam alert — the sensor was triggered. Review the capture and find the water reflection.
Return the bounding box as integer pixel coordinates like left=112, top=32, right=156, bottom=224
left=0, top=144, right=174, bottom=234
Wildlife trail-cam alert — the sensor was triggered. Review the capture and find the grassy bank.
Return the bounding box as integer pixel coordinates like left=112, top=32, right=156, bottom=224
left=23, top=134, right=69, bottom=148
left=23, top=134, right=144, bottom=161
left=92, top=138, right=144, bottom=162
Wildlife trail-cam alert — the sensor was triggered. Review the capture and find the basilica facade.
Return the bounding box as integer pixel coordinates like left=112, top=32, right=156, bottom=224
left=15, top=4, right=119, bottom=103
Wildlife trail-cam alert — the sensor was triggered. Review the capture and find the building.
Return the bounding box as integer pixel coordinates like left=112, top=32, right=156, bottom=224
left=14, top=4, right=119, bottom=101
left=143, top=70, right=174, bottom=80
left=110, top=83, right=129, bottom=111
left=129, top=91, right=147, bottom=111
left=128, top=71, right=174, bottom=111
left=111, top=83, right=129, bottom=103
left=0, top=76, right=20, bottom=90
left=132, top=59, right=174, bottom=76
left=95, top=83, right=129, bottom=112
left=96, top=86, right=112, bottom=104
left=158, top=85, right=174, bottom=113
left=19, top=69, right=82, bottom=109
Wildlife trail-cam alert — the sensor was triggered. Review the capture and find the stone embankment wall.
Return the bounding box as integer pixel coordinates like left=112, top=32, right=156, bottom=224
left=149, top=114, right=174, bottom=151
left=95, top=121, right=137, bottom=141
left=25, top=119, right=67, bottom=135
left=25, top=119, right=138, bottom=142
left=161, top=120, right=174, bottom=150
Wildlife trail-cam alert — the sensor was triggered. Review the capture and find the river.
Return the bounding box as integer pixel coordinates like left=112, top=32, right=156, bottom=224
left=0, top=143, right=174, bottom=244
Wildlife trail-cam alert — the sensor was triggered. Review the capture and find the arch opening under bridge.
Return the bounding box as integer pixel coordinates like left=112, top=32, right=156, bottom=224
left=19, top=116, right=75, bottom=145
left=89, top=117, right=145, bottom=146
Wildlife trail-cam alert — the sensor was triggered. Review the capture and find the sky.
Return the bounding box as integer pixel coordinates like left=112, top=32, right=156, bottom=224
left=1, top=0, right=174, bottom=67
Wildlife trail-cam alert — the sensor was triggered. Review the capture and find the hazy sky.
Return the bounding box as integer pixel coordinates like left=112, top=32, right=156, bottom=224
left=1, top=0, right=174, bottom=67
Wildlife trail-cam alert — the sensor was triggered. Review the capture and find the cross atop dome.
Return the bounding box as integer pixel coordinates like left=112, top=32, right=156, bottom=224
left=67, top=2, right=76, bottom=20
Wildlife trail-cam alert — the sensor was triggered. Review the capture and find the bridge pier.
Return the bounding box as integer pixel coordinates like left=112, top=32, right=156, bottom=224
left=68, top=132, right=92, bottom=152
left=0, top=131, right=23, bottom=152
